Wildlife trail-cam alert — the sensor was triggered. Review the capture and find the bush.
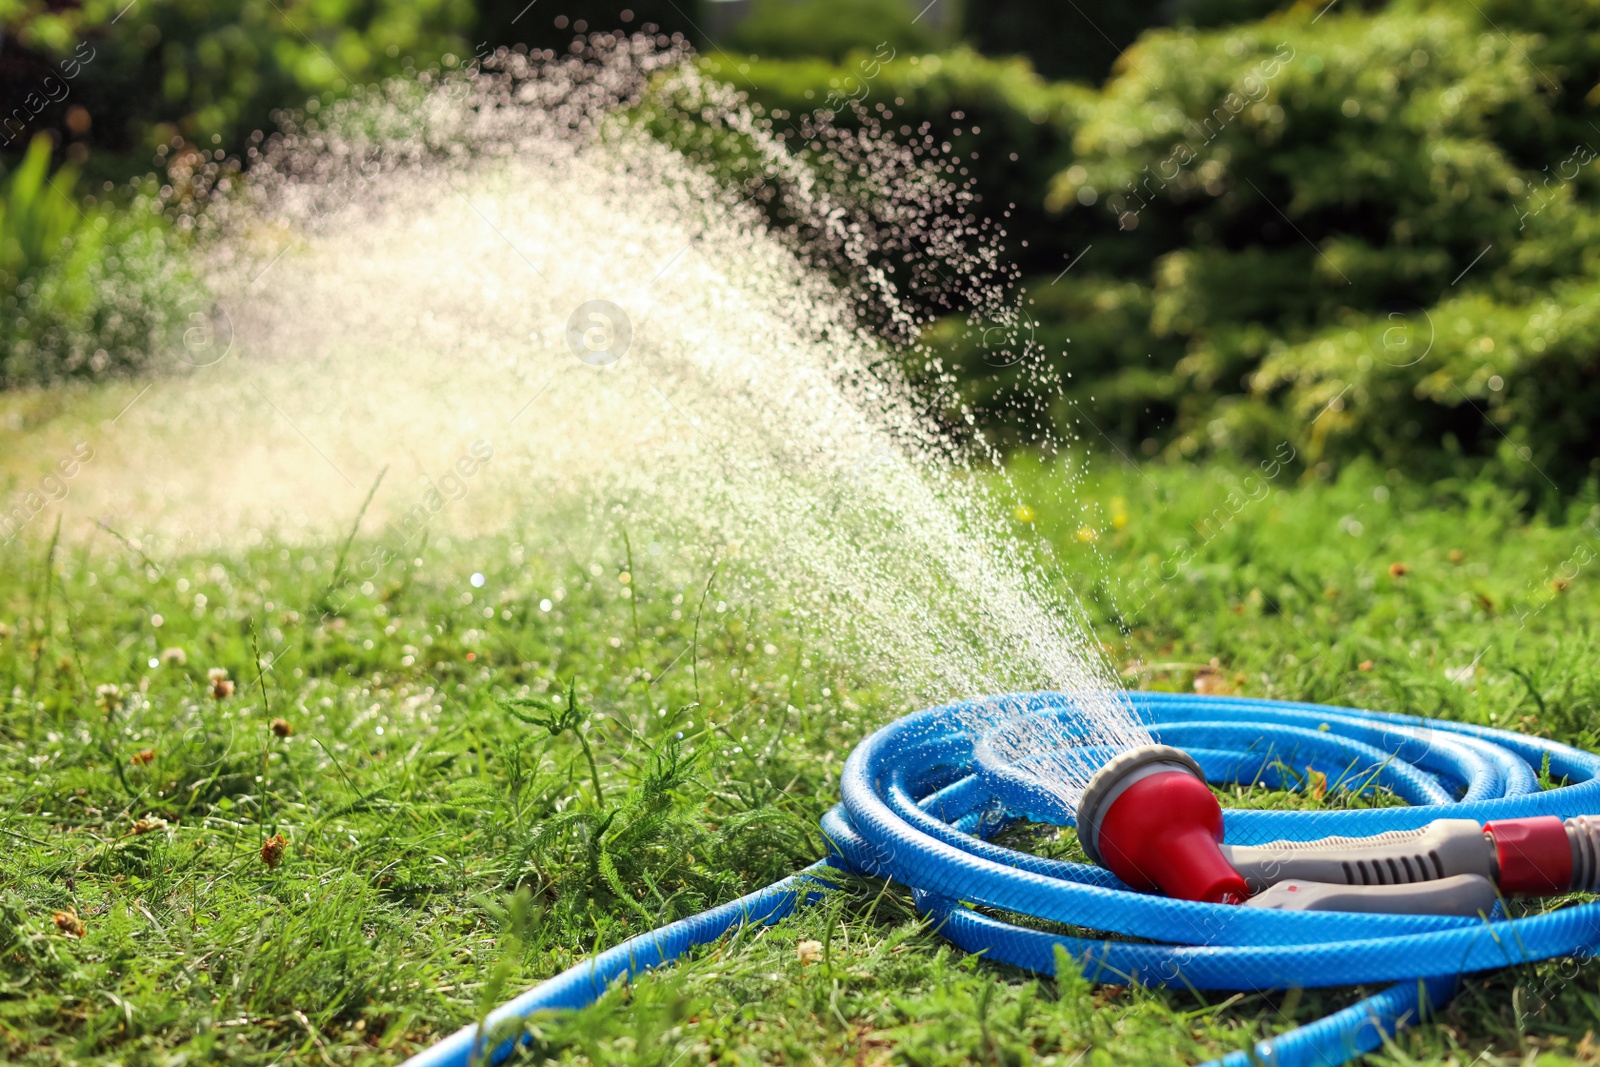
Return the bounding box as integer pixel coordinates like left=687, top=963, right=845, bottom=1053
left=964, top=0, right=1293, bottom=84
left=0, top=134, right=193, bottom=389
left=692, top=46, right=1094, bottom=340
left=705, top=3, right=1600, bottom=497
left=1, top=0, right=473, bottom=173
left=725, top=0, right=946, bottom=63
left=925, top=1, right=1600, bottom=495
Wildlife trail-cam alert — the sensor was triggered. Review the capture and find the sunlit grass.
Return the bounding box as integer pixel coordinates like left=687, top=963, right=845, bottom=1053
left=1, top=452, right=1598, bottom=1065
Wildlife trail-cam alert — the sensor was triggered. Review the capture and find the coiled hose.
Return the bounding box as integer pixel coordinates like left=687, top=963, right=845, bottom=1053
left=403, top=691, right=1600, bottom=1067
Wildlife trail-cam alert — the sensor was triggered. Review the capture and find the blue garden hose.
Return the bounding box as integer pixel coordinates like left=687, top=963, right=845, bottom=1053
left=403, top=691, right=1600, bottom=1067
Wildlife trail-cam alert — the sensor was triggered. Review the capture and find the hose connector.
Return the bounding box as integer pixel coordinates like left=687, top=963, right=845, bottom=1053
left=1484, top=816, right=1572, bottom=895
left=1569, top=815, right=1600, bottom=892
left=1485, top=814, right=1600, bottom=894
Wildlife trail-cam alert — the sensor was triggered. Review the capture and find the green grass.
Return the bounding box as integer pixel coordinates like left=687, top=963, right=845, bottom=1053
left=4, top=452, right=1600, bottom=1066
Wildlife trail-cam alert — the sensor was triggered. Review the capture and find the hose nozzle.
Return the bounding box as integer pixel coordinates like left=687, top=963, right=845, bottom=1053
left=1078, top=744, right=1249, bottom=904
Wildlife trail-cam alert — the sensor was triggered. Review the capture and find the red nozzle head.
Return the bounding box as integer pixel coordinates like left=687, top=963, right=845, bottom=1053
left=1078, top=745, right=1249, bottom=905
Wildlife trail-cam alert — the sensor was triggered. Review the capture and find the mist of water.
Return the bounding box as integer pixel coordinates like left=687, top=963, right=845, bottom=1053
left=46, top=34, right=1151, bottom=811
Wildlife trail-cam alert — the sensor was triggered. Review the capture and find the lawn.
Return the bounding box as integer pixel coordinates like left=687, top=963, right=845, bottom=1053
left=3, top=448, right=1599, bottom=1066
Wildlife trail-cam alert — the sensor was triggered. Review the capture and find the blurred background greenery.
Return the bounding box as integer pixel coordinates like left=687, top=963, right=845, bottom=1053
left=4, top=0, right=1599, bottom=502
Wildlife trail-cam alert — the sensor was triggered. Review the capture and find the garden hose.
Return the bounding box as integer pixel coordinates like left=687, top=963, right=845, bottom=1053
left=403, top=691, right=1600, bottom=1067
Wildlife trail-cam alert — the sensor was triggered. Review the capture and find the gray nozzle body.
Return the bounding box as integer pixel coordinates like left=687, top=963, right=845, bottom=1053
left=1228, top=819, right=1600, bottom=902
left=1078, top=742, right=1600, bottom=915
left=1248, top=873, right=1498, bottom=916
left=1222, top=819, right=1496, bottom=895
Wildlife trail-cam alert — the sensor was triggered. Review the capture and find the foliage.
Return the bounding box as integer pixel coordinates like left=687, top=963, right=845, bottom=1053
left=697, top=44, right=1093, bottom=218
left=13, top=0, right=1599, bottom=497
left=0, top=0, right=474, bottom=172
left=964, top=0, right=1297, bottom=84
left=965, top=0, right=1168, bottom=83
left=473, top=0, right=695, bottom=58
left=703, top=44, right=1089, bottom=154
left=1, top=449, right=1599, bottom=1062
left=691, top=45, right=1092, bottom=301
left=0, top=134, right=193, bottom=390
left=926, top=0, right=1600, bottom=495
left=725, top=0, right=947, bottom=63
left=695, top=2, right=1600, bottom=496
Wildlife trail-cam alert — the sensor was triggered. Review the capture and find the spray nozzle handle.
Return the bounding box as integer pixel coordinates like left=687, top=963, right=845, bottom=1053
left=1221, top=819, right=1495, bottom=894
left=1080, top=745, right=1600, bottom=907
left=1224, top=815, right=1600, bottom=898
left=1246, top=873, right=1498, bottom=915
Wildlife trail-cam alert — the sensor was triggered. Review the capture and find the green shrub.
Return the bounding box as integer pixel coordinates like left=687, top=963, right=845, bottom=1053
left=0, top=135, right=193, bottom=389
left=706, top=4, right=1600, bottom=497
left=726, top=0, right=947, bottom=63
left=1, top=0, right=473, bottom=170
left=1247, top=278, right=1600, bottom=495
left=913, top=1, right=1600, bottom=496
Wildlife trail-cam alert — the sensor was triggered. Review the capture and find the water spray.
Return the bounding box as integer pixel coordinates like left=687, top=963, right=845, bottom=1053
left=403, top=691, right=1600, bottom=1067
